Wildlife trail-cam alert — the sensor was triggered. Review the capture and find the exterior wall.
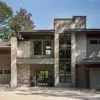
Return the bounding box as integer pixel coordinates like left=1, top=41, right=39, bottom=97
left=87, top=36, right=100, bottom=58
left=17, top=65, right=30, bottom=84
left=17, top=58, right=54, bottom=64
left=54, top=16, right=86, bottom=33
left=76, top=33, right=87, bottom=62
left=54, top=16, right=86, bottom=86
left=17, top=41, right=31, bottom=58
left=71, top=33, right=76, bottom=86
left=11, top=37, right=17, bottom=88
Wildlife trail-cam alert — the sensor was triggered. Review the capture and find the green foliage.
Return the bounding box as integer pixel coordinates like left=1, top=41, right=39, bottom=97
left=0, top=1, right=13, bottom=38
left=10, top=8, right=35, bottom=34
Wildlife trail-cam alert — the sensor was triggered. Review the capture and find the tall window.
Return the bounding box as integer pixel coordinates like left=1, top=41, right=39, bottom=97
left=33, top=41, right=52, bottom=56
left=59, top=34, right=71, bottom=83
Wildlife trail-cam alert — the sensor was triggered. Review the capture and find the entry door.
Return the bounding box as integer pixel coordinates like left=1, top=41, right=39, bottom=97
left=34, top=69, right=54, bottom=86
left=36, top=70, right=48, bottom=86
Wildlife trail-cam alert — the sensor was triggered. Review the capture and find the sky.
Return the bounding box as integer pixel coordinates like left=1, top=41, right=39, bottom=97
left=1, top=0, right=100, bottom=29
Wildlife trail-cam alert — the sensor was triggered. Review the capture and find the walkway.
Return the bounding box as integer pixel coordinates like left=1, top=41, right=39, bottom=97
left=0, top=87, right=100, bottom=100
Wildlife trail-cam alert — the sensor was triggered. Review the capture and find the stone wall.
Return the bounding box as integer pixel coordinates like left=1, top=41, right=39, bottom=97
left=17, top=65, right=30, bottom=84
left=17, top=41, right=31, bottom=58
left=54, top=16, right=86, bottom=33
left=54, top=16, right=86, bottom=86
left=76, top=33, right=87, bottom=62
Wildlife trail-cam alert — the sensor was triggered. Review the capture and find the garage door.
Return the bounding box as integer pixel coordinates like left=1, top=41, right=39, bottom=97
left=0, top=70, right=11, bottom=84
left=90, top=68, right=100, bottom=90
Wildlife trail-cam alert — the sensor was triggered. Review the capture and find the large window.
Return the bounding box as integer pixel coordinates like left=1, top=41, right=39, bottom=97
left=33, top=40, right=52, bottom=56
left=59, top=34, right=71, bottom=83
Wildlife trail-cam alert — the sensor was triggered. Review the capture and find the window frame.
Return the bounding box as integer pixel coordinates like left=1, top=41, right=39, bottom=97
left=32, top=39, right=53, bottom=57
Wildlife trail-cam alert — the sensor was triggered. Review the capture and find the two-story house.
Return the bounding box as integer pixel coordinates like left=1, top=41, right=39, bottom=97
left=0, top=16, right=100, bottom=90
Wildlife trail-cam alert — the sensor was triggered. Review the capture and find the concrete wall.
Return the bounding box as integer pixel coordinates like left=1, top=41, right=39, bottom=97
left=17, top=41, right=31, bottom=58
left=17, top=65, right=30, bottom=84
left=76, top=33, right=87, bottom=62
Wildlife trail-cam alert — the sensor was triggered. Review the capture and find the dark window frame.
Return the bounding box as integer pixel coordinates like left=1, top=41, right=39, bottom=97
left=90, top=40, right=98, bottom=44
left=33, top=40, right=52, bottom=56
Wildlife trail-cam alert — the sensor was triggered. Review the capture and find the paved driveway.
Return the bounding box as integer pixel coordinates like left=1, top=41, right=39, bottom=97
left=0, top=87, right=100, bottom=100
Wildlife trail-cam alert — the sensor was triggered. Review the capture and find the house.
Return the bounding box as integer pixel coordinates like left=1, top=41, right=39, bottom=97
left=0, top=16, right=100, bottom=90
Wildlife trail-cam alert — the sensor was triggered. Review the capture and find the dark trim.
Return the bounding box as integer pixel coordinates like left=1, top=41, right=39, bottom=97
left=19, top=29, right=54, bottom=33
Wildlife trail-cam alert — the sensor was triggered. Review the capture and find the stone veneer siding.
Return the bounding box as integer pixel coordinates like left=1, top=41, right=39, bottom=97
left=17, top=41, right=31, bottom=58
left=54, top=16, right=86, bottom=86
left=17, top=65, right=30, bottom=84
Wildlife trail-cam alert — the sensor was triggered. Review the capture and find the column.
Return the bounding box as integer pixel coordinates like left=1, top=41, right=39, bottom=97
left=54, top=32, right=59, bottom=86
left=71, top=32, right=76, bottom=86
left=11, top=37, right=17, bottom=88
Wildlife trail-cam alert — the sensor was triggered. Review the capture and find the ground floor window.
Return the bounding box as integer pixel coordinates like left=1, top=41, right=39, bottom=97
left=0, top=69, right=10, bottom=74
left=59, top=64, right=71, bottom=83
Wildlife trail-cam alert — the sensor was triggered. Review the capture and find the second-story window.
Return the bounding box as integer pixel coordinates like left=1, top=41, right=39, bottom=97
left=43, top=41, right=51, bottom=56
left=34, top=41, right=42, bottom=55
left=33, top=40, right=52, bottom=56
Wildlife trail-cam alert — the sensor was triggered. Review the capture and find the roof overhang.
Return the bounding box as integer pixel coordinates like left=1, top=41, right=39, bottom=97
left=64, top=29, right=100, bottom=35
left=19, top=29, right=54, bottom=36
left=77, top=58, right=100, bottom=65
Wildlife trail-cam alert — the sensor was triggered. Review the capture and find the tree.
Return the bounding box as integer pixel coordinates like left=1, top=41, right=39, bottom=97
left=0, top=1, right=13, bottom=39
left=10, top=8, right=35, bottom=34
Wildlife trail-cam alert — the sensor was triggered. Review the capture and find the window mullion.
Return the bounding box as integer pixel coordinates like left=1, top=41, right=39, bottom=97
left=42, top=41, right=44, bottom=56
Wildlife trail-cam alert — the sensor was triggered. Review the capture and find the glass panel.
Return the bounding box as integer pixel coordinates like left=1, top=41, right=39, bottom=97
left=0, top=70, right=3, bottom=74
left=90, top=40, right=98, bottom=44
left=34, top=41, right=42, bottom=55
left=43, top=41, right=51, bottom=56
left=59, top=64, right=71, bottom=83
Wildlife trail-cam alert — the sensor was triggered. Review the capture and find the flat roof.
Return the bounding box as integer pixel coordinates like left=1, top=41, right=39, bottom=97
left=19, top=28, right=100, bottom=36
left=19, top=29, right=54, bottom=36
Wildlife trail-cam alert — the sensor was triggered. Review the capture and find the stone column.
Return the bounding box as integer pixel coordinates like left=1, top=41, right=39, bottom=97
left=11, top=37, right=17, bottom=88
left=71, top=32, right=76, bottom=86
left=54, top=32, right=59, bottom=86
